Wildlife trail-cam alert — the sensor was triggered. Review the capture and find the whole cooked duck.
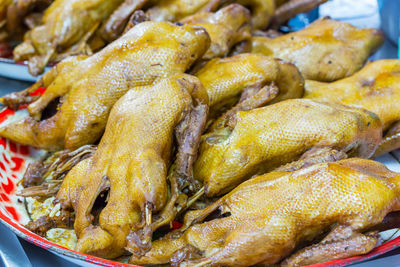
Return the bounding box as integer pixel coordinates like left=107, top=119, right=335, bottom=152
left=251, top=17, right=384, bottom=81
left=0, top=0, right=52, bottom=41
left=180, top=4, right=251, bottom=60
left=100, top=0, right=156, bottom=42
left=146, top=0, right=275, bottom=29
left=194, top=99, right=381, bottom=197
left=270, top=0, right=328, bottom=28
left=305, top=59, right=400, bottom=156
left=131, top=158, right=400, bottom=266
left=194, top=53, right=304, bottom=122
left=44, top=74, right=208, bottom=259
left=121, top=4, right=252, bottom=61
left=13, top=0, right=125, bottom=75
left=0, top=21, right=210, bottom=151
left=0, top=0, right=13, bottom=40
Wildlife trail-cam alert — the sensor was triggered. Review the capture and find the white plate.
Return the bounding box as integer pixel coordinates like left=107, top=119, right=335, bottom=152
left=0, top=58, right=50, bottom=82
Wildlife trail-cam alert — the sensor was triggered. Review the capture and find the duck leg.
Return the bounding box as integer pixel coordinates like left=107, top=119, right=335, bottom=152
left=274, top=147, right=348, bottom=172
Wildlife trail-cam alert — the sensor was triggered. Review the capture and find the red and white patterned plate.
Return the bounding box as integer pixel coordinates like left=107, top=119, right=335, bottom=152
left=1, top=105, right=400, bottom=267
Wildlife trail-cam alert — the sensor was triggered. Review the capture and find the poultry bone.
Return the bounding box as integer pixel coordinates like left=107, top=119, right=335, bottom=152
left=194, top=53, right=304, bottom=124
left=12, top=0, right=126, bottom=76
left=0, top=21, right=210, bottom=151
left=131, top=158, right=400, bottom=266
left=194, top=98, right=382, bottom=197
left=305, top=59, right=400, bottom=156
left=251, top=17, right=384, bottom=81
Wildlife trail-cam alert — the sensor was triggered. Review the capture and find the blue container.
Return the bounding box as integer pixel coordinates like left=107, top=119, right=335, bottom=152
left=378, top=0, right=400, bottom=46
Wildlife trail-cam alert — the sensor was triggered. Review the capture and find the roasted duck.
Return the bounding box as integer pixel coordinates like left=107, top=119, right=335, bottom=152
left=194, top=99, right=382, bottom=197
left=121, top=4, right=252, bottom=61
left=0, top=0, right=52, bottom=41
left=251, top=18, right=384, bottom=81
left=131, top=158, right=400, bottom=266
left=43, top=74, right=208, bottom=259
left=13, top=0, right=126, bottom=76
left=195, top=53, right=304, bottom=122
left=0, top=0, right=12, bottom=40
left=100, top=0, right=156, bottom=42
left=305, top=59, right=400, bottom=156
left=180, top=4, right=251, bottom=60
left=270, top=0, right=328, bottom=28
left=146, top=0, right=275, bottom=30
left=0, top=21, right=210, bottom=151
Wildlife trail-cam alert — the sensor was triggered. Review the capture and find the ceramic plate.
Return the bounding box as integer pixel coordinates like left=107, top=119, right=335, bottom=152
left=0, top=58, right=51, bottom=82
left=0, top=43, right=50, bottom=82
left=1, top=105, right=400, bottom=267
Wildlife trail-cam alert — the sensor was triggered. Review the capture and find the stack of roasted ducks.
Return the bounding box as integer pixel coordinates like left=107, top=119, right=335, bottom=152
left=1, top=0, right=400, bottom=266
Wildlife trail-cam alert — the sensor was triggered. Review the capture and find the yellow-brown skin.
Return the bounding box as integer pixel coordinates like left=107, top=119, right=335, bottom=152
left=194, top=99, right=382, bottom=197
left=0, top=22, right=210, bottom=151
left=305, top=59, right=400, bottom=156
left=0, top=0, right=13, bottom=40
left=0, top=0, right=12, bottom=22
left=56, top=74, right=208, bottom=259
left=131, top=158, right=400, bottom=266
left=305, top=59, right=400, bottom=131
left=180, top=4, right=251, bottom=60
left=100, top=0, right=156, bottom=42
left=251, top=18, right=384, bottom=81
left=195, top=53, right=304, bottom=119
left=146, top=0, right=211, bottom=22
left=13, top=0, right=125, bottom=75
left=146, top=0, right=275, bottom=29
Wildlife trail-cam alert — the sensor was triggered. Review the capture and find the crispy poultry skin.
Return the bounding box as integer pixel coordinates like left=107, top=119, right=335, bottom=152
left=305, top=60, right=400, bottom=156
left=131, top=158, right=400, bottom=266
left=194, top=99, right=382, bottom=197
left=56, top=74, right=208, bottom=259
left=0, top=22, right=210, bottom=151
left=13, top=0, right=125, bottom=75
left=146, top=0, right=275, bottom=29
left=195, top=53, right=304, bottom=120
left=251, top=18, right=384, bottom=81
left=180, top=4, right=251, bottom=60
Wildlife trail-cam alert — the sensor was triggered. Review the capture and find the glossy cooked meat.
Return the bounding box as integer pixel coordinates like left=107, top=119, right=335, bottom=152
left=251, top=18, right=384, bottom=81
left=305, top=59, right=400, bottom=130
left=0, top=22, right=210, bottom=151
left=305, top=60, right=400, bottom=155
left=146, top=0, right=275, bottom=29
left=0, top=0, right=13, bottom=40
left=13, top=0, right=125, bottom=75
left=55, top=74, right=208, bottom=259
left=194, top=99, right=382, bottom=196
left=180, top=4, right=251, bottom=60
left=0, top=0, right=50, bottom=41
left=131, top=158, right=400, bottom=266
left=270, top=0, right=328, bottom=28
left=195, top=53, right=304, bottom=120
left=100, top=0, right=156, bottom=42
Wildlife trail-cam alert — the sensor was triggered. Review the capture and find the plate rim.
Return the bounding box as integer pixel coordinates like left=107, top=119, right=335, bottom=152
left=2, top=201, right=400, bottom=267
